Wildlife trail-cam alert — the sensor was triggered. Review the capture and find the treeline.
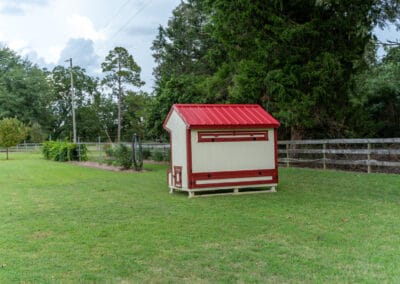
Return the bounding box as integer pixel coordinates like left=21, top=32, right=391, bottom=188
left=147, top=0, right=400, bottom=140
left=1, top=1, right=400, bottom=142
left=0, top=46, right=148, bottom=143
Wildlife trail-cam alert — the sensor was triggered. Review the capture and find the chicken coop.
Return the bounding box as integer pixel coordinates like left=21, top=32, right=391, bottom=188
left=163, top=104, right=280, bottom=197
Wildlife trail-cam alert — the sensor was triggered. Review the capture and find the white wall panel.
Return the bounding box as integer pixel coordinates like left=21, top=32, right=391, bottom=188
left=165, top=111, right=188, bottom=188
left=191, top=129, right=275, bottom=173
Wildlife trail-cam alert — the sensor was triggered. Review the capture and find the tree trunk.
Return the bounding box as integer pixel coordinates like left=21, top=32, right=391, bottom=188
left=290, top=127, right=303, bottom=159
left=117, top=61, right=122, bottom=144
left=117, top=81, right=122, bottom=143
left=290, top=126, right=303, bottom=141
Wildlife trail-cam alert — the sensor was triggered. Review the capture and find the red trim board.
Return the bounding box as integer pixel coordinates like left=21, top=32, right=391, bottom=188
left=173, top=166, right=182, bottom=188
left=190, top=169, right=278, bottom=189
left=198, top=130, right=268, bottom=142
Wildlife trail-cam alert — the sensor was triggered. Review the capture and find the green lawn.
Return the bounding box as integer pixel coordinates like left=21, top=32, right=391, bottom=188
left=0, top=153, right=400, bottom=282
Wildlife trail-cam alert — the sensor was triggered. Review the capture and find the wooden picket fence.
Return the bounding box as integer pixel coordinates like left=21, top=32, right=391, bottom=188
left=278, top=138, right=400, bottom=173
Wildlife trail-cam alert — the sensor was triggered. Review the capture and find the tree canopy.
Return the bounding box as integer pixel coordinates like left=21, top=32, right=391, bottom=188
left=149, top=0, right=400, bottom=140
left=0, top=47, right=52, bottom=133
left=1, top=1, right=400, bottom=142
left=101, top=47, right=144, bottom=143
left=0, top=117, right=28, bottom=159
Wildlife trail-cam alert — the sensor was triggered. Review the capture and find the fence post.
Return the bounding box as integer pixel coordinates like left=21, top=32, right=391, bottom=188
left=24, top=140, right=27, bottom=152
left=367, top=143, right=371, bottom=174
left=323, top=143, right=326, bottom=170
left=286, top=143, right=290, bottom=168
left=98, top=136, right=102, bottom=161
left=78, top=137, right=81, bottom=161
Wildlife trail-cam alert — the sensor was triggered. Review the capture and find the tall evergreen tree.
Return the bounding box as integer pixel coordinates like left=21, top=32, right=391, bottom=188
left=101, top=47, right=144, bottom=143
left=149, top=0, right=400, bottom=139
left=148, top=0, right=214, bottom=139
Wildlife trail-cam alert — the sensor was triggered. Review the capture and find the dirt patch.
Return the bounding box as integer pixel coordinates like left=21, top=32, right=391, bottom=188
left=31, top=231, right=52, bottom=239
left=70, top=161, right=145, bottom=173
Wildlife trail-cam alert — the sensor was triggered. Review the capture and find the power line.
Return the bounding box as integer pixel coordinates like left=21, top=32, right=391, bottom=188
left=103, top=0, right=133, bottom=30
left=109, top=0, right=154, bottom=42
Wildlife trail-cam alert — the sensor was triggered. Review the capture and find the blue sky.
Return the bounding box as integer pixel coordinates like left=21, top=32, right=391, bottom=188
left=0, top=0, right=180, bottom=92
left=0, top=0, right=399, bottom=92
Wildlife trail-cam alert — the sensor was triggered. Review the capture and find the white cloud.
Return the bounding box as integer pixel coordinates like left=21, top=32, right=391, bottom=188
left=67, top=13, right=106, bottom=41
left=46, top=45, right=63, bottom=64
left=8, top=38, right=28, bottom=50
left=58, top=38, right=100, bottom=75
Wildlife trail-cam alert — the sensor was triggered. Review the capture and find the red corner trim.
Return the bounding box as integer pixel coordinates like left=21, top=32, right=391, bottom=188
left=274, top=129, right=279, bottom=183
left=187, top=129, right=193, bottom=189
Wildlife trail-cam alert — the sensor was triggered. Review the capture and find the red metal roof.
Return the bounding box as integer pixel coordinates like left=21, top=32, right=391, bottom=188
left=164, top=104, right=280, bottom=129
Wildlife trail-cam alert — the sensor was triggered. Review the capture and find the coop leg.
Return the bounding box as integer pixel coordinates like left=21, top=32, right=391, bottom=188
left=169, top=187, right=174, bottom=194
left=188, top=191, right=195, bottom=198
left=270, top=186, right=276, bottom=192
left=233, top=188, right=239, bottom=194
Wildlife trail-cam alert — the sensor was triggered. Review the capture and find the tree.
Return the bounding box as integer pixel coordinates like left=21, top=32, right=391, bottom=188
left=0, top=47, right=53, bottom=136
left=121, top=91, right=152, bottom=140
left=148, top=0, right=214, bottom=139
left=49, top=65, right=103, bottom=141
left=149, top=0, right=400, bottom=140
left=29, top=122, right=45, bottom=143
left=0, top=118, right=28, bottom=160
left=101, top=47, right=144, bottom=143
left=351, top=46, right=400, bottom=137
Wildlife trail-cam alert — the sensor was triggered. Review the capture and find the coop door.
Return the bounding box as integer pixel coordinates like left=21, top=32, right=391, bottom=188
left=173, top=166, right=182, bottom=188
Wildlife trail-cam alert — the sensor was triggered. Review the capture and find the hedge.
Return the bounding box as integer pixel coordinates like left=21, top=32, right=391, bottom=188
left=42, top=141, right=88, bottom=162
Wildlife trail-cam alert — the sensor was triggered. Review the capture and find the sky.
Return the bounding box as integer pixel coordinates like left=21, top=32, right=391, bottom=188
left=0, top=0, right=399, bottom=93
left=0, top=0, right=180, bottom=92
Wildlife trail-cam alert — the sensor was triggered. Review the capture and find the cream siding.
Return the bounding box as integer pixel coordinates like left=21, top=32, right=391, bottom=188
left=165, top=110, right=188, bottom=189
left=191, top=129, right=275, bottom=173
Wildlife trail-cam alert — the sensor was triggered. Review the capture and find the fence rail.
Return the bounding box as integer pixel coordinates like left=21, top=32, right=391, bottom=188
left=278, top=138, right=400, bottom=173
left=0, top=143, right=42, bottom=152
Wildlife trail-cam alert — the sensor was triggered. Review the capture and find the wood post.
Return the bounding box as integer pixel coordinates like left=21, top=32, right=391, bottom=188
left=323, top=143, right=326, bottom=170
left=367, top=143, right=371, bottom=174
left=286, top=144, right=290, bottom=168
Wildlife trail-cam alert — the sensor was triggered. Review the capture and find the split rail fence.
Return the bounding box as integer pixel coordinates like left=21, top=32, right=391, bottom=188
left=278, top=138, right=400, bottom=174
left=2, top=138, right=400, bottom=174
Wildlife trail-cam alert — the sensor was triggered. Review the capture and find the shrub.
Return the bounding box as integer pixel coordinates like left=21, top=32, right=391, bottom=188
left=114, top=144, right=132, bottom=169
left=142, top=148, right=151, bottom=160
left=102, top=144, right=132, bottom=169
left=164, top=152, right=170, bottom=162
left=103, top=143, right=113, bottom=157
left=151, top=150, right=165, bottom=162
left=42, top=141, right=88, bottom=162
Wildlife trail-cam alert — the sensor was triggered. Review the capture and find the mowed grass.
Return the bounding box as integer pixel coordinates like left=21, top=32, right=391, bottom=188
left=0, top=153, right=400, bottom=282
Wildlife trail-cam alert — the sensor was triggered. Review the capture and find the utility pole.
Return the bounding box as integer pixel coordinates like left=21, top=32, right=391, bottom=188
left=66, top=58, right=77, bottom=143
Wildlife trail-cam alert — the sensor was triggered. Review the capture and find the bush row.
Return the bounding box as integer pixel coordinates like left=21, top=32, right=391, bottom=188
left=147, top=149, right=170, bottom=162
left=102, top=145, right=169, bottom=169
left=42, top=141, right=88, bottom=162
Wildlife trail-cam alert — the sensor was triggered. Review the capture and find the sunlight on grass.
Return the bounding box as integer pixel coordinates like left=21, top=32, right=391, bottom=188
left=0, top=153, right=399, bottom=282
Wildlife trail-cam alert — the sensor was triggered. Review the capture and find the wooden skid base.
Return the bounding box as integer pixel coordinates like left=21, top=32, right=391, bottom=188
left=186, top=186, right=276, bottom=198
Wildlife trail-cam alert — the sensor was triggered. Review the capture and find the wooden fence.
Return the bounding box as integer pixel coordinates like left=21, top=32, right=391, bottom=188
left=3, top=138, right=400, bottom=174
left=0, top=143, right=42, bottom=153
left=278, top=138, right=400, bottom=173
